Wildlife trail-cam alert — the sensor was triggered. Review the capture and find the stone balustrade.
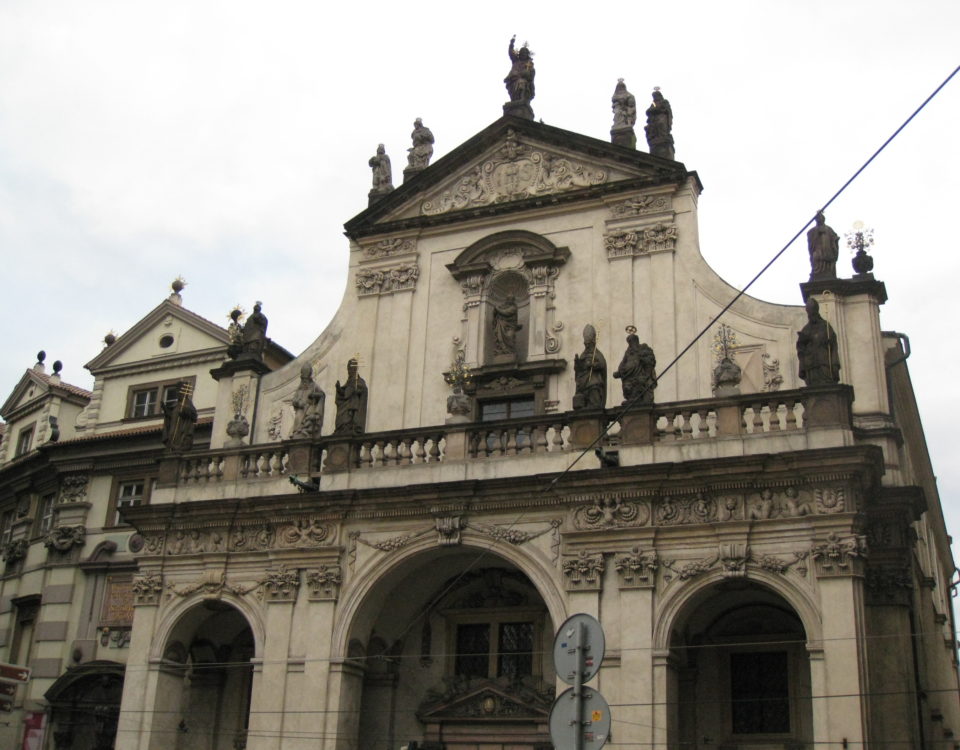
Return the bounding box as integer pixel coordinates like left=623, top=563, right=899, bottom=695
left=160, top=385, right=852, bottom=489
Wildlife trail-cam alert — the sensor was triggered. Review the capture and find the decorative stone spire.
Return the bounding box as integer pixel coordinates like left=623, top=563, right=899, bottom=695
left=644, top=87, right=675, bottom=160
left=611, top=79, right=637, bottom=149
left=503, top=36, right=535, bottom=120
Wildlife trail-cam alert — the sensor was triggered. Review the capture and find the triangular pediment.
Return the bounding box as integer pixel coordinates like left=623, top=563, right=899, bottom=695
left=0, top=369, right=91, bottom=420
left=345, top=116, right=691, bottom=238
left=85, top=299, right=231, bottom=374
left=419, top=678, right=553, bottom=721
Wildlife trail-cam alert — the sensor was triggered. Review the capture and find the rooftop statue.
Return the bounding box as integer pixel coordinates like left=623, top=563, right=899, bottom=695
left=503, top=36, right=535, bottom=119
left=573, top=324, right=607, bottom=410
left=613, top=332, right=656, bottom=404
left=644, top=88, right=675, bottom=160
left=611, top=79, right=637, bottom=149
left=290, top=364, right=326, bottom=439
left=807, top=211, right=839, bottom=281
left=405, top=118, right=435, bottom=173
left=796, top=298, right=840, bottom=386
left=334, top=358, right=368, bottom=435
left=368, top=144, right=393, bottom=204
left=161, top=383, right=197, bottom=452
left=231, top=301, right=268, bottom=361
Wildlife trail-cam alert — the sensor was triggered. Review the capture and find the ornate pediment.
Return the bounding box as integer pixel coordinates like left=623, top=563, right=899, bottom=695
left=419, top=677, right=553, bottom=721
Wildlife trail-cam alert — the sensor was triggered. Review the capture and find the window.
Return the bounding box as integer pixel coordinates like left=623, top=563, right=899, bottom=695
left=0, top=509, right=14, bottom=547
left=109, top=479, right=151, bottom=526
left=730, top=651, right=790, bottom=735
left=36, top=494, right=56, bottom=536
left=480, top=398, right=535, bottom=422
left=15, top=425, right=34, bottom=457
left=10, top=596, right=40, bottom=669
left=449, top=610, right=542, bottom=680
left=126, top=378, right=193, bottom=419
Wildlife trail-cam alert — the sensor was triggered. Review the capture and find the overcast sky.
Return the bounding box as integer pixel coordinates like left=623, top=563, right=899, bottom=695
left=2, top=1, right=958, bottom=545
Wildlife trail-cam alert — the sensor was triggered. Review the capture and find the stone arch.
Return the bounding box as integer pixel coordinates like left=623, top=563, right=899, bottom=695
left=148, top=590, right=265, bottom=662
left=653, top=568, right=822, bottom=651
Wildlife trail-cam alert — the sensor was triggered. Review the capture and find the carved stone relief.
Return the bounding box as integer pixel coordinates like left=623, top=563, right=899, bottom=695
left=165, top=572, right=260, bottom=600
left=865, top=564, right=913, bottom=606
left=662, top=545, right=808, bottom=583
left=362, top=237, right=417, bottom=259
left=356, top=262, right=420, bottom=296
left=614, top=547, right=659, bottom=589
left=435, top=516, right=463, bottom=546
left=810, top=532, right=867, bottom=577
left=573, top=496, right=650, bottom=529
left=140, top=518, right=336, bottom=557
left=44, top=525, right=86, bottom=552
left=562, top=551, right=605, bottom=591
left=259, top=566, right=300, bottom=602
left=59, top=475, right=89, bottom=503
left=604, top=222, right=677, bottom=259
left=132, top=574, right=165, bottom=605
left=609, top=194, right=670, bottom=218
left=814, top=488, right=846, bottom=513
left=2, top=539, right=28, bottom=563
left=306, top=565, right=342, bottom=601
left=421, top=130, right=607, bottom=215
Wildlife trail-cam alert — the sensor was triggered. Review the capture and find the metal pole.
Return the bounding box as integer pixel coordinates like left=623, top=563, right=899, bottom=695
left=574, top=620, right=584, bottom=750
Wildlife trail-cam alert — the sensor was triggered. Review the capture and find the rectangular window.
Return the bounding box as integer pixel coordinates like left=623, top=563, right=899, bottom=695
left=10, top=596, right=40, bottom=669
left=454, top=620, right=535, bottom=679
left=126, top=377, right=195, bottom=419
left=0, top=509, right=14, bottom=546
left=730, top=651, right=790, bottom=734
left=36, top=494, right=56, bottom=535
left=131, top=389, right=158, bottom=418
left=114, top=481, right=146, bottom=526
left=480, top=398, right=536, bottom=421
left=15, top=426, right=34, bottom=457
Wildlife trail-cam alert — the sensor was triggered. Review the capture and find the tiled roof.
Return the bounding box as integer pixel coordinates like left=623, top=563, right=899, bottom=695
left=55, top=417, right=213, bottom=444
left=34, top=371, right=93, bottom=400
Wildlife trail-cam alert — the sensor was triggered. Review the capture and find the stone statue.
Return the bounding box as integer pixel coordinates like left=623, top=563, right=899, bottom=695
left=239, top=301, right=268, bottom=360
left=644, top=88, right=675, bottom=160
left=611, top=79, right=637, bottom=148
left=492, top=295, right=523, bottom=357
left=161, top=384, right=197, bottom=452
left=613, top=333, right=657, bottom=404
left=368, top=144, right=393, bottom=201
left=406, top=118, right=435, bottom=172
left=334, top=359, right=368, bottom=435
left=226, top=308, right=243, bottom=358
left=807, top=211, right=839, bottom=281
left=503, top=36, right=535, bottom=119
left=573, top=324, right=607, bottom=410
left=290, top=363, right=326, bottom=439
left=796, top=298, right=840, bottom=386
left=713, top=356, right=742, bottom=397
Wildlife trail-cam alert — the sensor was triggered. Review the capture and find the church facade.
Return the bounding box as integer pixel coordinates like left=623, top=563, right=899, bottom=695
left=0, top=53, right=958, bottom=750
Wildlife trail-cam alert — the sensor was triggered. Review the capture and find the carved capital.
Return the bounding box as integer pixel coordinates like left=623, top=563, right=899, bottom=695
left=259, top=566, right=300, bottom=602
left=306, top=565, right=342, bottom=601
left=132, top=574, right=164, bottom=606
left=562, top=551, right=605, bottom=592
left=614, top=547, right=658, bottom=589
left=810, top=532, right=867, bottom=577
left=356, top=262, right=420, bottom=296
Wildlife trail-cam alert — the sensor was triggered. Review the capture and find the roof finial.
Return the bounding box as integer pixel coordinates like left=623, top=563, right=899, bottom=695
left=170, top=276, right=186, bottom=305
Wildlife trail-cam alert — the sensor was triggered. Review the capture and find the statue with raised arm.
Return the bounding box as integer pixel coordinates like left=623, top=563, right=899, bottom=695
left=796, top=298, right=840, bottom=386
left=613, top=332, right=656, bottom=404
left=334, top=359, right=368, bottom=435
left=573, top=324, right=607, bottom=410
left=406, top=118, right=435, bottom=172
left=240, top=301, right=268, bottom=361
left=807, top=211, right=839, bottom=281
left=291, top=364, right=326, bottom=439
left=644, top=88, right=675, bottom=160
left=492, top=295, right=523, bottom=357
left=503, top=36, right=535, bottom=119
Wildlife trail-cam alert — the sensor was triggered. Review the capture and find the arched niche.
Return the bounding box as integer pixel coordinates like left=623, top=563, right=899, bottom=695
left=446, top=231, right=570, bottom=418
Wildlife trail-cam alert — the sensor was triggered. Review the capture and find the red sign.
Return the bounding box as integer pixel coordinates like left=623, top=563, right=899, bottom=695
left=0, top=663, right=30, bottom=684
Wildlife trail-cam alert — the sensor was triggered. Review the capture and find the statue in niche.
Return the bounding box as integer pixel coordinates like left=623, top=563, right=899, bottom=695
left=290, top=364, right=326, bottom=439
left=161, top=383, right=197, bottom=452
left=238, top=301, right=268, bottom=360
left=796, top=298, right=840, bottom=386
left=504, top=36, right=535, bottom=117
left=644, top=88, right=675, bottom=160
left=369, top=144, right=393, bottom=193
left=613, top=331, right=657, bottom=405
left=492, top=295, right=523, bottom=357
left=573, top=324, right=607, bottom=410
left=807, top=211, right=839, bottom=281
left=334, top=359, right=368, bottom=435
left=406, top=118, right=435, bottom=171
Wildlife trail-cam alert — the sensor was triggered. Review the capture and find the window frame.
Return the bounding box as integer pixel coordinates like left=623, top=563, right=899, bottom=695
left=720, top=643, right=801, bottom=741
left=106, top=476, right=154, bottom=528
left=443, top=606, right=545, bottom=681
left=0, top=508, right=14, bottom=547
left=14, top=423, right=36, bottom=457
left=34, top=493, right=56, bottom=537
left=123, top=376, right=195, bottom=421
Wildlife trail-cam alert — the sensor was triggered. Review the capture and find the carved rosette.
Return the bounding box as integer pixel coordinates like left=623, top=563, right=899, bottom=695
left=355, top=262, right=420, bottom=296
left=306, top=565, right=342, bottom=601
left=573, top=496, right=650, bottom=529
left=44, top=525, right=86, bottom=553
left=614, top=547, right=658, bottom=589
left=277, top=519, right=333, bottom=548
left=654, top=493, right=718, bottom=526
left=259, top=566, right=300, bottom=602
left=810, top=532, right=867, bottom=577
left=59, top=475, right=89, bottom=503
left=132, top=574, right=165, bottom=606
left=420, top=130, right=607, bottom=216
left=562, top=551, right=605, bottom=592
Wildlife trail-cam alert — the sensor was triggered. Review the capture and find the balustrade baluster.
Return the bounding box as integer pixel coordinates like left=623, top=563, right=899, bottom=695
left=505, top=428, right=518, bottom=456
left=429, top=435, right=442, bottom=462
left=399, top=438, right=412, bottom=465
left=751, top=403, right=764, bottom=433
left=770, top=401, right=785, bottom=431
left=533, top=424, right=548, bottom=453
left=468, top=432, right=480, bottom=458
left=681, top=411, right=694, bottom=439
left=414, top=437, right=427, bottom=463
left=552, top=424, right=565, bottom=451
left=785, top=399, right=798, bottom=430
left=360, top=442, right=374, bottom=469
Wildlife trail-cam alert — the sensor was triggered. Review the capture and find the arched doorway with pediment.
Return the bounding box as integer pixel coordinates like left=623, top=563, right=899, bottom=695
left=341, top=546, right=559, bottom=750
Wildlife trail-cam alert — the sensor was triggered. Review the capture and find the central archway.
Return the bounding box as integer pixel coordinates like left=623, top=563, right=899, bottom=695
left=340, top=546, right=558, bottom=750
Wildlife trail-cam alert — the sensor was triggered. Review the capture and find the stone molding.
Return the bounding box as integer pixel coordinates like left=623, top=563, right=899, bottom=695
left=614, top=547, right=659, bottom=589
left=141, top=518, right=337, bottom=557
left=44, top=525, right=86, bottom=553
left=132, top=574, right=164, bottom=606
left=562, top=550, right=605, bottom=591
left=609, top=194, right=671, bottom=218
left=355, top=262, right=420, bottom=296
left=58, top=475, right=88, bottom=503
left=661, top=545, right=809, bottom=583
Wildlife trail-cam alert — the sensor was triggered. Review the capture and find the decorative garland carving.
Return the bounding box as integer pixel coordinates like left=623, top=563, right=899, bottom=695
left=165, top=572, right=260, bottom=599
left=465, top=519, right=560, bottom=547
left=610, top=194, right=670, bottom=217
left=44, top=525, right=86, bottom=552
left=573, top=497, right=649, bottom=529
left=132, top=574, right=164, bottom=605
left=306, top=565, right=342, bottom=601
left=363, top=237, right=417, bottom=259
left=662, top=545, right=808, bottom=583
left=59, top=475, right=89, bottom=503
left=614, top=547, right=659, bottom=589
left=2, top=539, right=28, bottom=563
left=421, top=130, right=607, bottom=215
left=139, top=520, right=336, bottom=557
left=356, top=262, right=420, bottom=296
left=562, top=551, right=605, bottom=591
left=604, top=223, right=677, bottom=259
